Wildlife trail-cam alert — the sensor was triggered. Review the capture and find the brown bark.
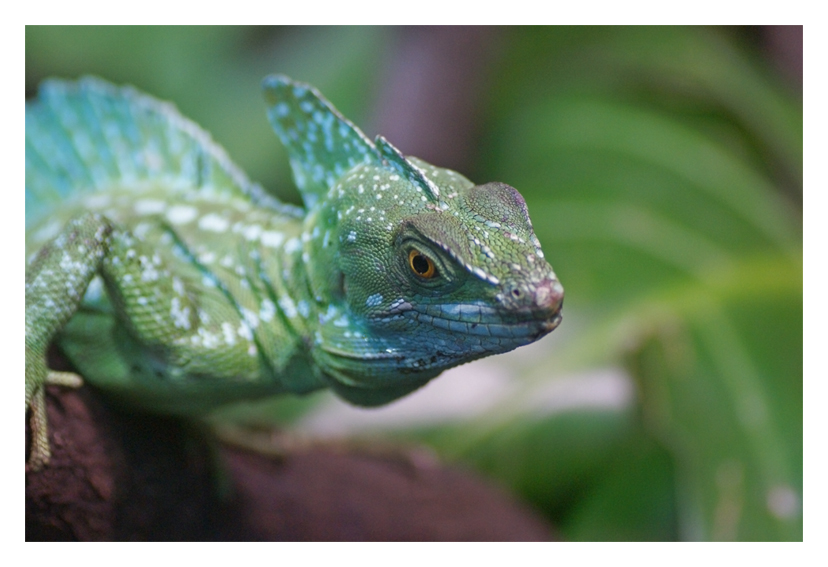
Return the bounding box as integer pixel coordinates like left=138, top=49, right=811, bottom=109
left=26, top=385, right=554, bottom=541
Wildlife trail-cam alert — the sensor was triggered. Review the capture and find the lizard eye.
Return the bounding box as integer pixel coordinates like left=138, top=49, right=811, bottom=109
left=408, top=249, right=436, bottom=278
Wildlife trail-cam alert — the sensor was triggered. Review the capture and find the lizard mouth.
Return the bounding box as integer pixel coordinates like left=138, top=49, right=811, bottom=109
left=321, top=289, right=564, bottom=387
left=316, top=301, right=563, bottom=392
left=536, top=308, right=563, bottom=338
left=405, top=299, right=563, bottom=346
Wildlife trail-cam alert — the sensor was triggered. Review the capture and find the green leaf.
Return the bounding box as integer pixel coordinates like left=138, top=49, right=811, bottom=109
left=563, top=432, right=679, bottom=541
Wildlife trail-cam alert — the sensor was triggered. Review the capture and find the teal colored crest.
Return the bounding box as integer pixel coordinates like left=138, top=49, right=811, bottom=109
left=263, top=75, right=439, bottom=208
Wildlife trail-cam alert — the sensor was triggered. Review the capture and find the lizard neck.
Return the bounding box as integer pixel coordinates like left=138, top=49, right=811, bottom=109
left=296, top=181, right=442, bottom=405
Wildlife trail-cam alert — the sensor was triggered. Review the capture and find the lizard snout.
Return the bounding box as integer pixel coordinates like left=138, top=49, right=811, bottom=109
left=502, top=277, right=564, bottom=332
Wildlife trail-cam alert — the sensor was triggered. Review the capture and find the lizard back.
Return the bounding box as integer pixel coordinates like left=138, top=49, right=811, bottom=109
left=26, top=77, right=300, bottom=234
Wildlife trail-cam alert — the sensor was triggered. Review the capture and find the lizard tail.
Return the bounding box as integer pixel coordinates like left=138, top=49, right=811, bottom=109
left=26, top=77, right=291, bottom=228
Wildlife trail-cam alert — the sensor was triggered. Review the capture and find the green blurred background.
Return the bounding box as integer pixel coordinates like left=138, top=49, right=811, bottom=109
left=26, top=26, right=802, bottom=541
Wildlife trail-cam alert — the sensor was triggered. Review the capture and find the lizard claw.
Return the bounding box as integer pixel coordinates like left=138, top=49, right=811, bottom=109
left=46, top=370, right=84, bottom=388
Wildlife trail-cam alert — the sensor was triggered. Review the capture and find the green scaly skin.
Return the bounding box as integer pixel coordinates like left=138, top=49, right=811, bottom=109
left=25, top=75, right=564, bottom=470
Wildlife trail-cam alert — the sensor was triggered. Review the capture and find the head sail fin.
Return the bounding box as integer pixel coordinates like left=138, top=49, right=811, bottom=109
left=374, top=136, right=440, bottom=202
left=263, top=75, right=382, bottom=209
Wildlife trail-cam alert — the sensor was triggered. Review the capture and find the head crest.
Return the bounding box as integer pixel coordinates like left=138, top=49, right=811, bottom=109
left=263, top=75, right=440, bottom=208
left=375, top=136, right=440, bottom=202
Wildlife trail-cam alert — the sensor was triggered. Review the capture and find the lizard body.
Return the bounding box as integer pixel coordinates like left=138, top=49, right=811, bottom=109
left=25, top=76, right=563, bottom=469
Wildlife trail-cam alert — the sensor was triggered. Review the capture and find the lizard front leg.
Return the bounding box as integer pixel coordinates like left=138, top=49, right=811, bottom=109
left=26, top=212, right=270, bottom=470
left=26, top=213, right=113, bottom=470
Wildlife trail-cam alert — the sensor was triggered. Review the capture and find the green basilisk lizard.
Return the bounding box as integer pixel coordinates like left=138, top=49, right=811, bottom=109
left=25, top=75, right=564, bottom=470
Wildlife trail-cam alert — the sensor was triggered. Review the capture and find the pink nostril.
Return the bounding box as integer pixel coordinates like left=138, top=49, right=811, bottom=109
left=534, top=279, right=564, bottom=312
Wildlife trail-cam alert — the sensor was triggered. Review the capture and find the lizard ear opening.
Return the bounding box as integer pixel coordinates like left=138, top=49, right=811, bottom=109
left=336, top=271, right=347, bottom=299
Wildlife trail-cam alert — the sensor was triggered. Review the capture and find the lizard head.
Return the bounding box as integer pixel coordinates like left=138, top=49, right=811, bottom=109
left=264, top=75, right=563, bottom=406
left=307, top=159, right=564, bottom=405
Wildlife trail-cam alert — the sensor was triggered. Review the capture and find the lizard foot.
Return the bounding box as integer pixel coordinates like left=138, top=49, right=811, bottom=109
left=26, top=371, right=84, bottom=472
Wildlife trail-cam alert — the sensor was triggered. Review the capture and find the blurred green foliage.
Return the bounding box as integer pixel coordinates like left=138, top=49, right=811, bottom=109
left=26, top=25, right=802, bottom=541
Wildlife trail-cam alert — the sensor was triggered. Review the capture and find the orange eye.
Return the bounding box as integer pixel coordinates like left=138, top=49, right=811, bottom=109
left=408, top=249, right=436, bottom=278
